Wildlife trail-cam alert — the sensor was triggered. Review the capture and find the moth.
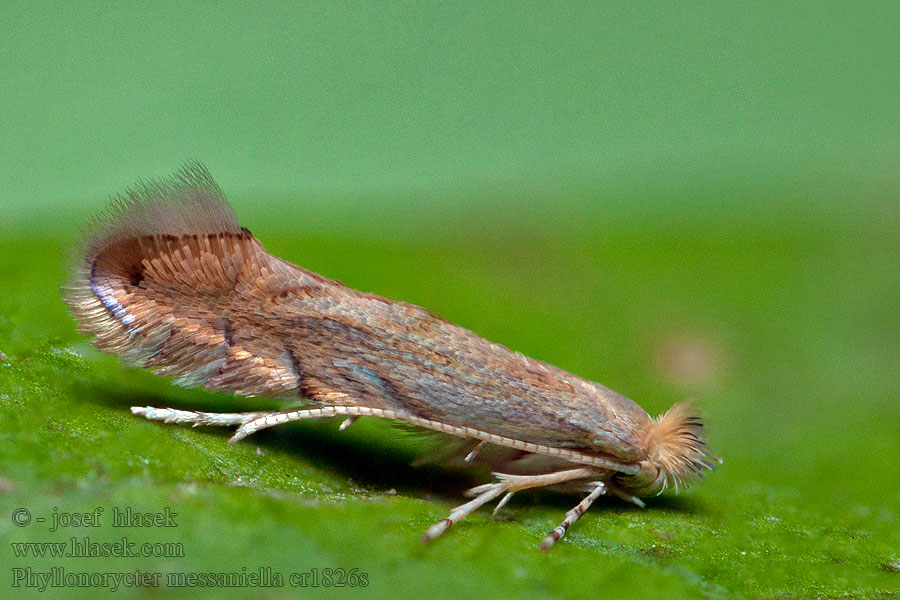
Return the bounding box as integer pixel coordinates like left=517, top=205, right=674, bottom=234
left=64, top=164, right=716, bottom=551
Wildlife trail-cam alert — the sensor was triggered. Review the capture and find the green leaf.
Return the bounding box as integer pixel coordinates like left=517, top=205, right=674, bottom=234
left=2, top=187, right=897, bottom=600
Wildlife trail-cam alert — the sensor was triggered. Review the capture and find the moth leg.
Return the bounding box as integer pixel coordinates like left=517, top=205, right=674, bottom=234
left=606, top=481, right=646, bottom=508
left=539, top=481, right=607, bottom=552
left=420, top=482, right=508, bottom=543
left=131, top=406, right=273, bottom=427
left=421, top=467, right=600, bottom=544
left=464, top=440, right=488, bottom=462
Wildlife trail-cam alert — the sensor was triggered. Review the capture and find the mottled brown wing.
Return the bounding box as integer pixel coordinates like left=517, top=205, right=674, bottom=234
left=66, top=164, right=718, bottom=495
left=66, top=165, right=309, bottom=398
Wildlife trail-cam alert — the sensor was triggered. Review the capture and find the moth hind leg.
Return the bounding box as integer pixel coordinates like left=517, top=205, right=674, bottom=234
left=421, top=467, right=602, bottom=545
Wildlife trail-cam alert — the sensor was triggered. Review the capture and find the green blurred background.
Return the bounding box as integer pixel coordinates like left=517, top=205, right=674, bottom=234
left=1, top=3, right=898, bottom=599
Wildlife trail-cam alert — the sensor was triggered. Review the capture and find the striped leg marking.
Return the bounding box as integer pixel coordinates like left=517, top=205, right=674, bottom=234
left=539, top=481, right=607, bottom=552
left=420, top=482, right=507, bottom=543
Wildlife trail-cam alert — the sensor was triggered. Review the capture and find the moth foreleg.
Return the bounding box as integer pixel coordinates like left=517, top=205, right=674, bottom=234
left=422, top=467, right=600, bottom=544
left=539, top=481, right=607, bottom=552
left=420, top=482, right=508, bottom=543
left=131, top=406, right=273, bottom=427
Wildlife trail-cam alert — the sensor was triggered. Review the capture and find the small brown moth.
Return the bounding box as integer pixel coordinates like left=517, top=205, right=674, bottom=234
left=64, top=165, right=716, bottom=550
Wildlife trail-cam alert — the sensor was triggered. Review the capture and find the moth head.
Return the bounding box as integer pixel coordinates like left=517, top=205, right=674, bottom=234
left=615, top=402, right=718, bottom=496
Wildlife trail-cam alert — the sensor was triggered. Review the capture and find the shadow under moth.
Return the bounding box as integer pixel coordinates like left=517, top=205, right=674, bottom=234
left=64, top=164, right=717, bottom=551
